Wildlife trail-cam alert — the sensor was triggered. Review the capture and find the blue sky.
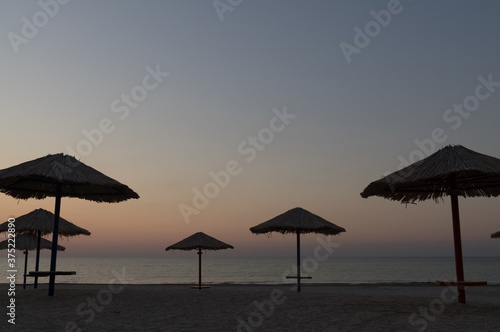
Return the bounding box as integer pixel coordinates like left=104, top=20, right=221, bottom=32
left=1, top=0, right=499, bottom=257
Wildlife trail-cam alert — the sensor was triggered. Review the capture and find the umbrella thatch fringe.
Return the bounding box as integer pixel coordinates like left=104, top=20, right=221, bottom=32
left=0, top=153, right=139, bottom=202
left=0, top=233, right=65, bottom=251
left=0, top=209, right=90, bottom=237
left=361, top=145, right=500, bottom=202
left=491, top=231, right=500, bottom=239
left=166, top=232, right=234, bottom=251
left=250, top=207, right=346, bottom=235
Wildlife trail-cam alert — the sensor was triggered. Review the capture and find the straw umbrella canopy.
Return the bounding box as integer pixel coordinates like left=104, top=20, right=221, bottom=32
left=492, top=231, right=500, bottom=239
left=0, top=208, right=90, bottom=288
left=0, top=209, right=91, bottom=236
left=250, top=207, right=346, bottom=292
left=361, top=145, right=500, bottom=304
left=0, top=153, right=139, bottom=296
left=0, top=234, right=65, bottom=289
left=0, top=233, right=65, bottom=251
left=165, top=232, right=234, bottom=289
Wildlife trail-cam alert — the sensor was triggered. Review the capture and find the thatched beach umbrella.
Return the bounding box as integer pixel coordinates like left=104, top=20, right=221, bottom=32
left=0, top=208, right=90, bottom=288
left=0, top=234, right=65, bottom=289
left=0, top=209, right=91, bottom=236
left=492, top=231, right=500, bottom=239
left=361, top=145, right=500, bottom=304
left=165, top=232, right=234, bottom=290
left=250, top=207, right=346, bottom=292
left=0, top=153, right=139, bottom=296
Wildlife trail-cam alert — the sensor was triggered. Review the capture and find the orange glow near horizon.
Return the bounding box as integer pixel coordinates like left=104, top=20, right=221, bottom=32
left=1, top=165, right=499, bottom=258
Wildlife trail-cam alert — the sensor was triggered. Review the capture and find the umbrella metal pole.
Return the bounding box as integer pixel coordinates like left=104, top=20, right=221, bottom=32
left=198, top=248, right=202, bottom=290
left=48, top=184, right=62, bottom=297
left=23, top=250, right=28, bottom=289
left=450, top=194, right=466, bottom=304
left=297, top=230, right=301, bottom=292
left=34, top=230, right=41, bottom=288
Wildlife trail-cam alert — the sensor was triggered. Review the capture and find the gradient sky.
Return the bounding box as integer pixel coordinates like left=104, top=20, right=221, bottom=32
left=1, top=0, right=499, bottom=258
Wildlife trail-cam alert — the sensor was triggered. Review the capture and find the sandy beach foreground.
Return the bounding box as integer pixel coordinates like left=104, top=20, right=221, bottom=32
left=1, top=283, right=499, bottom=331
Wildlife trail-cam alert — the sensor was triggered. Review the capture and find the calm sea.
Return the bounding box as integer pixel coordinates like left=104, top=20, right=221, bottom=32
left=3, top=256, right=499, bottom=285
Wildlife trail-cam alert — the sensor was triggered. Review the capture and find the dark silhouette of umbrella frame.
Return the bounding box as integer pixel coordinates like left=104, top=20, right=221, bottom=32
left=165, top=232, right=234, bottom=289
left=0, top=208, right=90, bottom=288
left=0, top=234, right=65, bottom=289
left=0, top=154, right=139, bottom=296
left=361, top=145, right=500, bottom=304
left=250, top=207, right=346, bottom=292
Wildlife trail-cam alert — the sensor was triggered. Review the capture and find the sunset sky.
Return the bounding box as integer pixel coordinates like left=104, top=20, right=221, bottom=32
left=1, top=1, right=499, bottom=258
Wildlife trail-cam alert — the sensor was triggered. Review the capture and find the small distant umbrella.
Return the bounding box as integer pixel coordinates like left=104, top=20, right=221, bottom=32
left=165, top=232, right=234, bottom=290
left=492, top=231, right=500, bottom=239
left=361, top=145, right=500, bottom=304
left=0, top=209, right=90, bottom=288
left=0, top=234, right=64, bottom=289
left=250, top=207, right=346, bottom=292
left=0, top=153, right=139, bottom=296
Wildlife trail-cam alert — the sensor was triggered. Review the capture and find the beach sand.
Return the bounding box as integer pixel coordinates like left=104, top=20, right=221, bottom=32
left=2, top=283, right=499, bottom=331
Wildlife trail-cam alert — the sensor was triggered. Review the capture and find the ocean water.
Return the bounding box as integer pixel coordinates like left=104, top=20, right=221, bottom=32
left=3, top=256, right=499, bottom=285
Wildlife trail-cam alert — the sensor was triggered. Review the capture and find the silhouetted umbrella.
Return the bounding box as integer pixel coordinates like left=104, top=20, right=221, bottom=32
left=0, top=209, right=90, bottom=288
left=0, top=209, right=91, bottom=236
left=250, top=207, right=346, bottom=292
left=361, top=145, right=500, bottom=304
left=0, top=153, right=139, bottom=296
left=492, top=231, right=500, bottom=239
left=0, top=234, right=64, bottom=289
left=165, top=232, right=234, bottom=289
